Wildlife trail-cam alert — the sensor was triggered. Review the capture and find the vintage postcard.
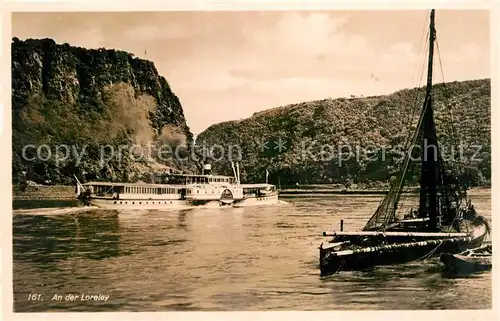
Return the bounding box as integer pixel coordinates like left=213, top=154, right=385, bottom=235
left=2, top=0, right=498, bottom=320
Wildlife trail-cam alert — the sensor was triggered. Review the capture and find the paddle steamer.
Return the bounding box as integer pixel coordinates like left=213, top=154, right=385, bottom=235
left=75, top=163, right=279, bottom=209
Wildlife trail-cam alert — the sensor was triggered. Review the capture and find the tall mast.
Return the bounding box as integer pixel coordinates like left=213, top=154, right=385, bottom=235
left=419, top=9, right=440, bottom=231
left=426, top=9, right=436, bottom=97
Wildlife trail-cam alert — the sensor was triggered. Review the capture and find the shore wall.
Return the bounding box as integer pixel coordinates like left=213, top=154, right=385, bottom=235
left=13, top=185, right=75, bottom=200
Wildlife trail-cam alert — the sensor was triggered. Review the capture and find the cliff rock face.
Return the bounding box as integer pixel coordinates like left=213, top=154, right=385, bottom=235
left=12, top=38, right=196, bottom=185
left=197, top=79, right=491, bottom=187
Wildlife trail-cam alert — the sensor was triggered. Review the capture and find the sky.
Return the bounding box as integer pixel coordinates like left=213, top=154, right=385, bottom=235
left=12, top=10, right=490, bottom=135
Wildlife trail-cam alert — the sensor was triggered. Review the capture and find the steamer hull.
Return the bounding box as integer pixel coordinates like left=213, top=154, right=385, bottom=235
left=88, top=197, right=191, bottom=210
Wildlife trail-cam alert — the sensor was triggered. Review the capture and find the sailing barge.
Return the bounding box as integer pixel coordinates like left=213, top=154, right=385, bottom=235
left=319, top=9, right=489, bottom=275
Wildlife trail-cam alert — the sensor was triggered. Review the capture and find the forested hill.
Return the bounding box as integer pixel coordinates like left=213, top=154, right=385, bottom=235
left=197, top=79, right=491, bottom=187
left=12, top=38, right=196, bottom=186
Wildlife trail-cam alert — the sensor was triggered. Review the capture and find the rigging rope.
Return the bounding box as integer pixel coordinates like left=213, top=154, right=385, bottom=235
left=402, top=14, right=431, bottom=154
left=411, top=240, right=444, bottom=262
left=376, top=16, right=429, bottom=212
left=435, top=40, right=446, bottom=84
left=391, top=23, right=431, bottom=223
left=394, top=13, right=431, bottom=219
left=436, top=38, right=468, bottom=200
left=436, top=40, right=462, bottom=154
left=395, top=33, right=429, bottom=219
left=433, top=34, right=471, bottom=228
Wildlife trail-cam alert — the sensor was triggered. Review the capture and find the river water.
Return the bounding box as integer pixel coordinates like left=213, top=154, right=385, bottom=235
left=12, top=193, right=491, bottom=311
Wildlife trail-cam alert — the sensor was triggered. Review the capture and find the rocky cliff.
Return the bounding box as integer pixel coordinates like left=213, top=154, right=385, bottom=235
left=197, top=79, right=491, bottom=188
left=12, top=37, right=196, bottom=185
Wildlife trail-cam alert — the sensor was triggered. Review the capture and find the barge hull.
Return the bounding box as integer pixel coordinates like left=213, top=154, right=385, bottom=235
left=319, top=236, right=485, bottom=276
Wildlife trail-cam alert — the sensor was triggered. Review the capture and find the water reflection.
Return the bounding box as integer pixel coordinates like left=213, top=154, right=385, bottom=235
left=177, top=211, right=187, bottom=230
left=13, top=212, right=121, bottom=263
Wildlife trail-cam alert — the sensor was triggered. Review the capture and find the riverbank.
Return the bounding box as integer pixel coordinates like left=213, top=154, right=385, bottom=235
left=279, top=189, right=391, bottom=195
left=279, top=186, right=491, bottom=196
left=12, top=184, right=491, bottom=200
